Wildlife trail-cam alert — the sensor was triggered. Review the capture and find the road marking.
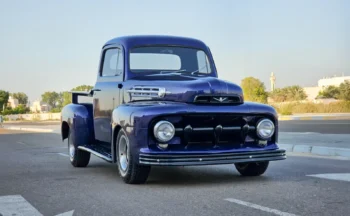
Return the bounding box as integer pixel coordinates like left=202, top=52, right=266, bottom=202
left=307, top=173, right=350, bottom=182
left=57, top=153, right=69, bottom=157
left=55, top=210, right=75, bottom=216
left=0, top=195, right=42, bottom=216
left=224, top=198, right=298, bottom=216
left=0, top=195, right=74, bottom=216
left=17, top=141, right=26, bottom=145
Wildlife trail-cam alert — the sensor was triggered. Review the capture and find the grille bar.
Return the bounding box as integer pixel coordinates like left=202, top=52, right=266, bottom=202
left=174, top=125, right=255, bottom=133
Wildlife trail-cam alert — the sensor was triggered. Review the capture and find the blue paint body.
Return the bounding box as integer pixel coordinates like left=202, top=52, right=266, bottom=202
left=61, top=35, right=286, bottom=166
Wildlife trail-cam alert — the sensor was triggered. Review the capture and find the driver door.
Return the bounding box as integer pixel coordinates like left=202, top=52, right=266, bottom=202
left=93, top=46, right=124, bottom=144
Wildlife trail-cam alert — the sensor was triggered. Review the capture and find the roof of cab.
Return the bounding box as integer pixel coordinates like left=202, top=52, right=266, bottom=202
left=103, top=35, right=208, bottom=49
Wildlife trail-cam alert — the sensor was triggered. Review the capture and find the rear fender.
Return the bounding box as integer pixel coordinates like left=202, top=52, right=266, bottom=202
left=61, top=103, right=94, bottom=146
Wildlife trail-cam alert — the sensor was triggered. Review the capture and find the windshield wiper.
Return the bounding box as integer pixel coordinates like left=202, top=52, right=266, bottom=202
left=159, top=69, right=187, bottom=74
left=190, top=65, right=210, bottom=75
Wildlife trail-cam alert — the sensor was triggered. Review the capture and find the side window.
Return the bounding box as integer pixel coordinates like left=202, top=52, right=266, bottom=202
left=101, top=48, right=124, bottom=77
left=197, top=50, right=211, bottom=74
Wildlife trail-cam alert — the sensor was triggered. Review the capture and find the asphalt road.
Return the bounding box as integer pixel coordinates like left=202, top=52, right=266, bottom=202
left=1, top=129, right=350, bottom=216
left=279, top=120, right=350, bottom=134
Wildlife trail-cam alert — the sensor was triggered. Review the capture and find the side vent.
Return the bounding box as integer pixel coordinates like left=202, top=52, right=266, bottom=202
left=127, top=86, right=169, bottom=98
left=194, top=95, right=243, bottom=104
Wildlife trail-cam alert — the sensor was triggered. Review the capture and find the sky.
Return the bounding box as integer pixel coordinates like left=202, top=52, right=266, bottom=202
left=0, top=0, right=349, bottom=103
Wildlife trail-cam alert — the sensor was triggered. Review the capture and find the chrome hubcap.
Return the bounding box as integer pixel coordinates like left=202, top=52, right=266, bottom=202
left=118, top=135, right=129, bottom=172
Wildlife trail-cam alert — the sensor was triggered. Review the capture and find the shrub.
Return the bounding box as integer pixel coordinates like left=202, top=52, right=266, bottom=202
left=272, top=101, right=350, bottom=114
left=50, top=107, right=62, bottom=113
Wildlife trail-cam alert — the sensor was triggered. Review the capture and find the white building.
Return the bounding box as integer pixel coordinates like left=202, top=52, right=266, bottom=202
left=270, top=73, right=349, bottom=102
left=317, top=76, right=350, bottom=88
left=30, top=100, right=51, bottom=113
left=303, top=75, right=350, bottom=101
left=7, top=96, right=19, bottom=109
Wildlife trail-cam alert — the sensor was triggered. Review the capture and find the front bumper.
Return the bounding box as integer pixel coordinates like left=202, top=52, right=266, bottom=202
left=139, top=149, right=286, bottom=166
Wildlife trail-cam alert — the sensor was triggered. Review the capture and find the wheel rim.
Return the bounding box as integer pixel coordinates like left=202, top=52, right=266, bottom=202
left=69, top=139, right=75, bottom=161
left=118, top=135, right=129, bottom=172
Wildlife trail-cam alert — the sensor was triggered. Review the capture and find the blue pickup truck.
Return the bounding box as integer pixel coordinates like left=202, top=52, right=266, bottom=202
left=60, top=35, right=286, bottom=184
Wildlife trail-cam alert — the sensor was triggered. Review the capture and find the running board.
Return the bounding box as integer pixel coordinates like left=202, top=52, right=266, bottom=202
left=78, top=146, right=113, bottom=163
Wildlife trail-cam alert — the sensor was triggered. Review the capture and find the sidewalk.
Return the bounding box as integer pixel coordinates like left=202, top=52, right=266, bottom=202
left=2, top=124, right=60, bottom=133
left=279, top=132, right=350, bottom=159
left=279, top=113, right=350, bottom=121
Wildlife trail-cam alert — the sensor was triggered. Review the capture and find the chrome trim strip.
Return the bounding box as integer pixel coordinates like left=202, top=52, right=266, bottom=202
left=175, top=126, right=252, bottom=132
left=78, top=146, right=112, bottom=162
left=222, top=126, right=241, bottom=130
left=193, top=127, right=213, bottom=131
left=127, top=86, right=171, bottom=98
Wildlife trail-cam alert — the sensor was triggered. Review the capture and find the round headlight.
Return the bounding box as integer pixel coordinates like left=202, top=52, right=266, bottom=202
left=256, top=119, right=275, bottom=139
left=153, top=121, right=175, bottom=143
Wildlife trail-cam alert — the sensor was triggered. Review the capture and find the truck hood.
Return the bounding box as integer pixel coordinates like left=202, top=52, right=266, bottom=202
left=123, top=75, right=244, bottom=104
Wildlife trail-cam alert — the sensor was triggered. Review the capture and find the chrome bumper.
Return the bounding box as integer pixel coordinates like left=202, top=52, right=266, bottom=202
left=139, top=149, right=286, bottom=166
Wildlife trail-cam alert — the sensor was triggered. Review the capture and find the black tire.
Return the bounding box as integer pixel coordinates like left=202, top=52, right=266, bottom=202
left=116, top=129, right=151, bottom=184
left=235, top=161, right=269, bottom=176
left=68, top=130, right=90, bottom=167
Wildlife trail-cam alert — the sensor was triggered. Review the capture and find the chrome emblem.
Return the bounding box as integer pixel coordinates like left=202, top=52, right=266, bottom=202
left=213, top=97, right=227, bottom=102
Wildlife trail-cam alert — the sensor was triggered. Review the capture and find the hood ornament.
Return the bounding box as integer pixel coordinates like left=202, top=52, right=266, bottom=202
left=213, top=97, right=227, bottom=103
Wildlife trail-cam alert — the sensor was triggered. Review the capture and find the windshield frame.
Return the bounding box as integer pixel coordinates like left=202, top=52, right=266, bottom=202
left=127, top=45, right=217, bottom=77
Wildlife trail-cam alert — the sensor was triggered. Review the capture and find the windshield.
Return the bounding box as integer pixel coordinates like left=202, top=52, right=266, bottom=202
left=129, top=46, right=212, bottom=75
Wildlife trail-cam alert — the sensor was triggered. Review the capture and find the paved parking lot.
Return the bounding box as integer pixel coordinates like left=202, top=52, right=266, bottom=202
left=1, top=129, right=350, bottom=216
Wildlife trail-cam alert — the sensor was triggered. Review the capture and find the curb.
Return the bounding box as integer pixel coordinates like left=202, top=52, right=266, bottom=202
left=279, top=144, right=350, bottom=158
left=3, top=126, right=54, bottom=133
left=278, top=115, right=350, bottom=121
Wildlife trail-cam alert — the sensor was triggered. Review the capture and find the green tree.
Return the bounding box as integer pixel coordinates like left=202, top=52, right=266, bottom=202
left=269, top=88, right=287, bottom=102
left=0, top=90, right=9, bottom=112
left=61, top=91, right=72, bottom=106
left=11, top=92, right=28, bottom=105
left=241, top=77, right=268, bottom=103
left=338, top=80, right=350, bottom=101
left=317, top=85, right=340, bottom=99
left=41, top=91, right=60, bottom=109
left=72, top=85, right=93, bottom=91
left=2, top=104, right=29, bottom=115
left=60, top=85, right=94, bottom=107
left=269, top=85, right=307, bottom=102
left=285, top=85, right=307, bottom=101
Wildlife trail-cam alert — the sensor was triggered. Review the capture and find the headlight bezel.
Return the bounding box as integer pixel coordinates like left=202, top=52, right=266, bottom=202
left=153, top=120, right=175, bottom=143
left=256, top=118, right=275, bottom=140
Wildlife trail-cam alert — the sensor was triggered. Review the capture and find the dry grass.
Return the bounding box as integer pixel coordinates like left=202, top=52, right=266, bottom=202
left=271, top=101, right=350, bottom=115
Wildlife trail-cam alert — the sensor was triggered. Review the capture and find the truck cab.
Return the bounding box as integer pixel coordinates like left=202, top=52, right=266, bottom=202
left=61, top=35, right=286, bottom=184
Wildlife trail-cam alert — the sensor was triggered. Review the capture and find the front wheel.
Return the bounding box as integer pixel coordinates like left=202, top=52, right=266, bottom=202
left=235, top=161, right=269, bottom=176
left=116, top=129, right=151, bottom=184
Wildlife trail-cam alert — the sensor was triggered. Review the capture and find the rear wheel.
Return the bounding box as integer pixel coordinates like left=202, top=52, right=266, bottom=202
left=235, top=161, right=269, bottom=176
left=68, top=130, right=90, bottom=167
left=116, top=129, right=151, bottom=184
